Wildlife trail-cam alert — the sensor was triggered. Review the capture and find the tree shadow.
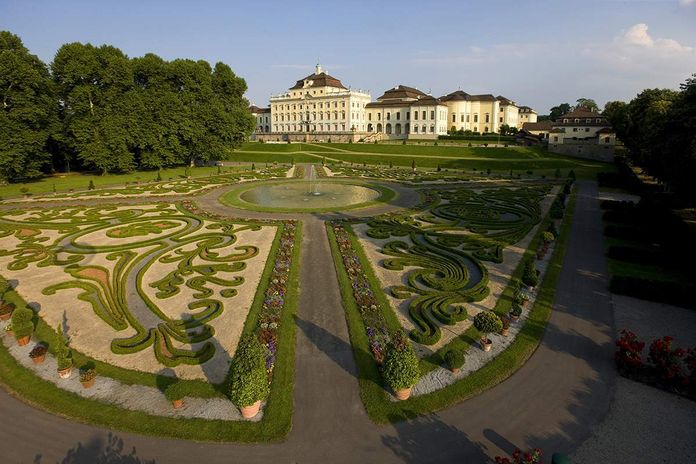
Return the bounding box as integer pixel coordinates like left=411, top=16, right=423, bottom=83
left=33, top=432, right=156, bottom=464
left=381, top=412, right=489, bottom=463
left=294, top=314, right=357, bottom=377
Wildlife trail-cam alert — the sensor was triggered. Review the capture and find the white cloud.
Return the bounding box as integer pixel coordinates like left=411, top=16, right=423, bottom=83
left=620, top=23, right=693, bottom=53
left=679, top=0, right=695, bottom=7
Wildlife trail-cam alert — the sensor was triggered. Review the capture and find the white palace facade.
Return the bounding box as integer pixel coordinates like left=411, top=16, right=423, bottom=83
left=251, top=64, right=536, bottom=142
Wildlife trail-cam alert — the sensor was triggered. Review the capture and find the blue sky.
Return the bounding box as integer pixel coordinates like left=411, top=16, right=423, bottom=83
left=2, top=0, right=695, bottom=113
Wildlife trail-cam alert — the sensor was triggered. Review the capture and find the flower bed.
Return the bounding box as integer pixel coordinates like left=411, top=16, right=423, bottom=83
left=332, top=222, right=391, bottom=364
left=615, top=329, right=696, bottom=400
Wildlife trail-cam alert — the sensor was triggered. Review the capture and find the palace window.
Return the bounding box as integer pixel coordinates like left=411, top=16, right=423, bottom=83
left=342, top=124, right=346, bottom=130
left=474, top=114, right=478, bottom=123
left=386, top=112, right=391, bottom=120
left=461, top=115, right=465, bottom=122
left=430, top=111, right=434, bottom=120
left=368, top=113, right=372, bottom=121
left=484, top=126, right=489, bottom=132
left=396, top=112, right=400, bottom=120
left=485, top=114, right=490, bottom=123
left=499, top=117, right=503, bottom=123
left=406, top=112, right=410, bottom=120
left=430, top=125, right=435, bottom=133
left=378, top=113, right=381, bottom=121
left=563, top=119, right=568, bottom=123
left=413, top=126, right=418, bottom=133
left=341, top=102, right=345, bottom=107
left=422, top=111, right=426, bottom=119
left=414, top=111, right=418, bottom=120
left=452, top=114, right=456, bottom=122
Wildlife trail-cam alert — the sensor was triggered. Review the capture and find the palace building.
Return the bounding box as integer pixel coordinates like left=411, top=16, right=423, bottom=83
left=251, top=64, right=536, bottom=142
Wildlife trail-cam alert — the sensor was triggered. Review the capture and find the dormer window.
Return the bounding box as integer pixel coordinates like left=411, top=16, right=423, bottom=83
left=586, top=118, right=592, bottom=123
left=596, top=118, right=602, bottom=123
left=574, top=118, right=580, bottom=123
left=563, top=119, right=569, bottom=123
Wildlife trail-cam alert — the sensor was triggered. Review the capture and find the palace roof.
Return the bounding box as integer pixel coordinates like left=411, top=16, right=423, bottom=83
left=522, top=121, right=554, bottom=131
left=289, top=71, right=347, bottom=90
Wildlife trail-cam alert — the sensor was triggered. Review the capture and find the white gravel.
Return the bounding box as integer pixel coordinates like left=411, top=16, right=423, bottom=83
left=408, top=240, right=555, bottom=398
left=0, top=326, right=261, bottom=422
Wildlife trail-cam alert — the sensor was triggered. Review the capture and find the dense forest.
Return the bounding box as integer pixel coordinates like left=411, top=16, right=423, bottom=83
left=0, top=31, right=254, bottom=181
left=603, top=75, right=696, bottom=201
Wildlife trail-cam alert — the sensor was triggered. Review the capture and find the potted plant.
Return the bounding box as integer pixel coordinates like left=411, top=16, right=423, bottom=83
left=522, top=259, right=539, bottom=289
left=229, top=335, right=270, bottom=419
left=55, top=324, right=73, bottom=379
left=382, top=331, right=420, bottom=400
left=29, top=343, right=47, bottom=364
left=0, top=303, right=13, bottom=321
left=444, top=348, right=465, bottom=374
left=510, top=304, right=523, bottom=321
left=79, top=364, right=97, bottom=389
left=4, top=322, right=13, bottom=338
left=11, top=306, right=34, bottom=346
left=514, top=291, right=530, bottom=308
left=501, top=317, right=511, bottom=337
left=164, top=382, right=187, bottom=409
left=474, top=311, right=503, bottom=352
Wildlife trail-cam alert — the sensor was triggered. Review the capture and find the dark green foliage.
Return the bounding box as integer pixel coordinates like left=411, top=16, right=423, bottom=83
left=555, top=168, right=561, bottom=178
left=55, top=324, right=72, bottom=369
left=382, top=331, right=420, bottom=390
left=11, top=306, right=34, bottom=339
left=510, top=304, right=523, bottom=317
left=610, top=276, right=695, bottom=309
left=568, top=169, right=576, bottom=180
left=473, top=311, right=502, bottom=335
left=0, top=32, right=57, bottom=181
left=229, top=334, right=269, bottom=407
left=164, top=381, right=188, bottom=401
left=1, top=32, right=255, bottom=177
left=444, top=348, right=465, bottom=370
left=522, top=259, right=539, bottom=287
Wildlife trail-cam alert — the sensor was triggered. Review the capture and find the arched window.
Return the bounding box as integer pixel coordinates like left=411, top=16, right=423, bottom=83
left=377, top=123, right=383, bottom=132
left=405, top=123, right=410, bottom=133
left=385, top=123, right=392, bottom=134
left=395, top=123, right=402, bottom=135
left=430, top=124, right=435, bottom=133
left=367, top=123, right=373, bottom=132
left=422, top=124, right=426, bottom=133
left=413, top=125, right=418, bottom=133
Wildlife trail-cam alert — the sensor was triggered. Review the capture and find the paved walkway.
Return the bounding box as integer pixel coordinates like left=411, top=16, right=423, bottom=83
left=0, top=180, right=618, bottom=463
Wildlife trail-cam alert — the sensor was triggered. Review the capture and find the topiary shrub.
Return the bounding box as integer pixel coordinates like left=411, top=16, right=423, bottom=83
left=542, top=231, right=555, bottom=244
left=164, top=381, right=188, bottom=402
left=473, top=311, right=503, bottom=339
left=55, top=324, right=72, bottom=370
left=229, top=365, right=269, bottom=407
left=228, top=334, right=270, bottom=407
left=522, top=259, right=539, bottom=287
left=11, top=306, right=34, bottom=340
left=444, top=348, right=465, bottom=371
left=382, top=331, right=420, bottom=391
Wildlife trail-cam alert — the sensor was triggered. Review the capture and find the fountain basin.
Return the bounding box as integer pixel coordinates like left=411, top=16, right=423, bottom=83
left=221, top=180, right=393, bottom=212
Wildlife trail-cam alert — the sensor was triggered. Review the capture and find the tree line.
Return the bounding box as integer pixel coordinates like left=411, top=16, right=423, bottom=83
left=0, top=31, right=254, bottom=181
left=603, top=75, right=696, bottom=201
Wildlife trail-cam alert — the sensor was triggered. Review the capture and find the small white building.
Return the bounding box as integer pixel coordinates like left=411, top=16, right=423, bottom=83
left=548, top=107, right=616, bottom=161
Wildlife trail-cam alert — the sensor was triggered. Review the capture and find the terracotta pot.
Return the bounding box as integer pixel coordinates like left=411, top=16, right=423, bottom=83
left=17, top=335, right=30, bottom=346
left=5, top=330, right=13, bottom=338
left=481, top=337, right=492, bottom=352
left=31, top=353, right=46, bottom=364
left=450, top=367, right=461, bottom=375
left=0, top=312, right=11, bottom=321
left=58, top=366, right=72, bottom=379
left=171, top=399, right=184, bottom=409
left=240, top=400, right=261, bottom=419
left=81, top=378, right=96, bottom=389
left=394, top=388, right=412, bottom=401
left=501, top=327, right=510, bottom=337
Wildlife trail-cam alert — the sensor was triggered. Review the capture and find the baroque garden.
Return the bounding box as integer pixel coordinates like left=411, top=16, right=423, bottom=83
left=0, top=145, right=582, bottom=441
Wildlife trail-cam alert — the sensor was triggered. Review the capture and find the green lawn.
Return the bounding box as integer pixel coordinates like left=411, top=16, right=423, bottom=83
left=236, top=142, right=614, bottom=180
left=0, top=166, right=231, bottom=199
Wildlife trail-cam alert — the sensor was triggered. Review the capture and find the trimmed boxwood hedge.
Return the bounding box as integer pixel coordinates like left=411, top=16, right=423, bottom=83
left=609, top=276, right=695, bottom=309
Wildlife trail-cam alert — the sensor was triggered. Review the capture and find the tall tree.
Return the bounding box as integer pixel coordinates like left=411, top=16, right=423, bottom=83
left=575, top=98, right=599, bottom=112
left=0, top=31, right=56, bottom=180
left=549, top=103, right=571, bottom=121
left=52, top=42, right=139, bottom=174
left=603, top=100, right=630, bottom=141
